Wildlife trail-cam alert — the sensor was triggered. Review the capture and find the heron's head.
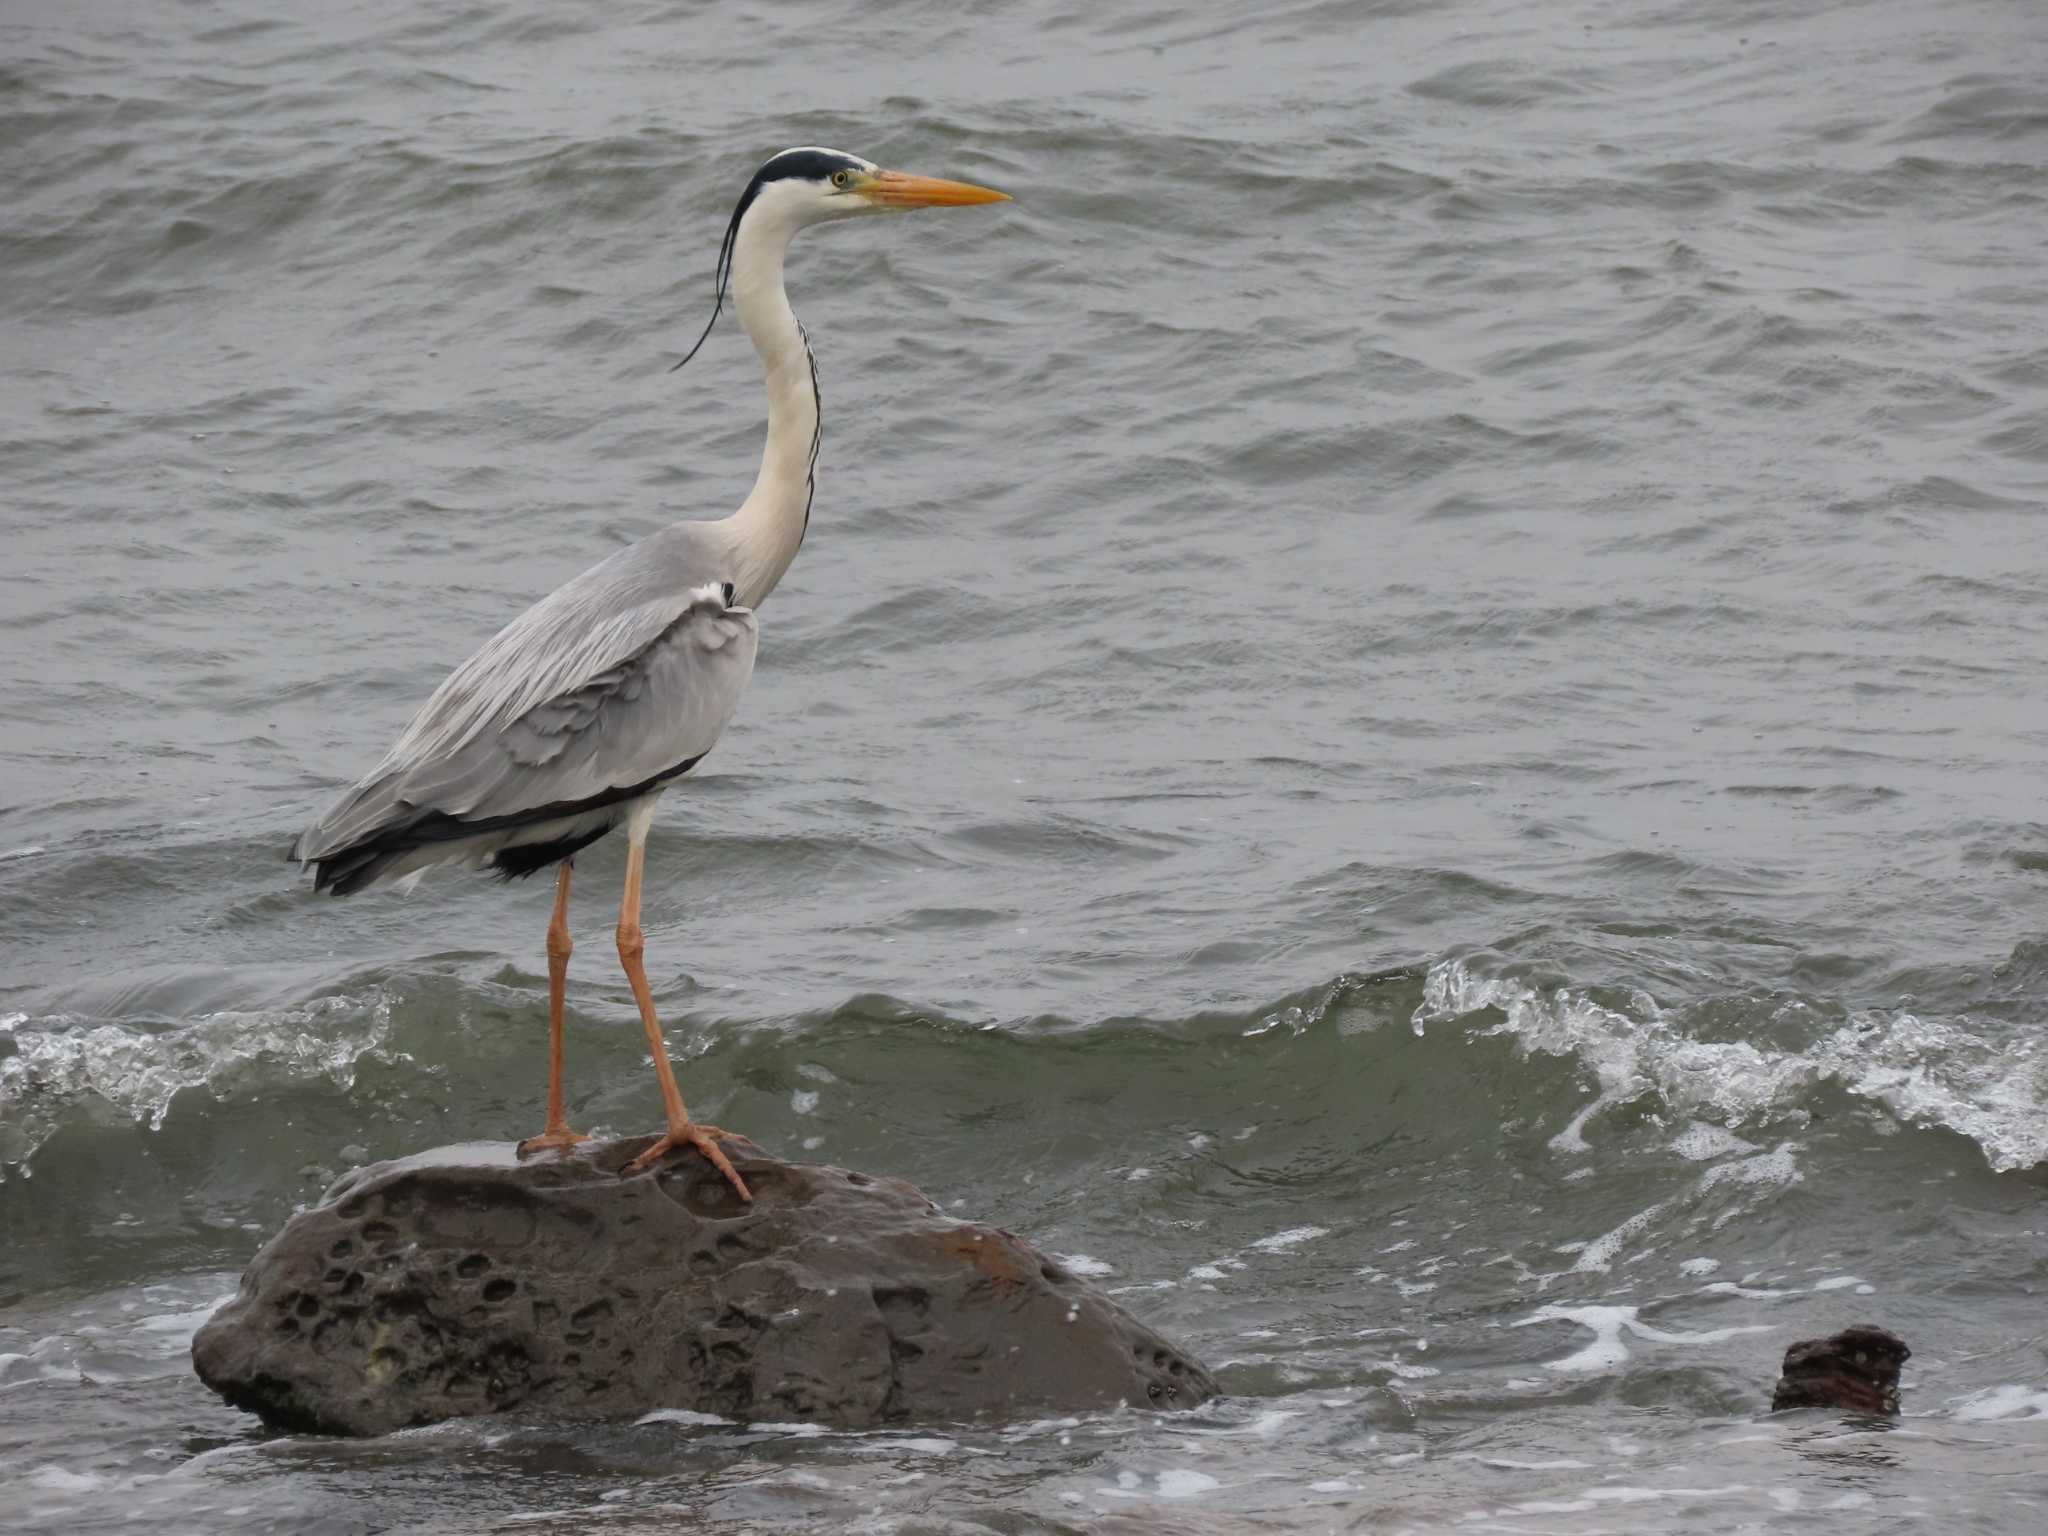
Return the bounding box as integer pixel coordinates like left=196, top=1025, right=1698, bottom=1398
left=736, top=146, right=1011, bottom=230
left=672, top=146, right=1009, bottom=372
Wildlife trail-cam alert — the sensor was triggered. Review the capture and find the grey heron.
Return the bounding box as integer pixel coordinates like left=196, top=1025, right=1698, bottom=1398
left=291, top=147, right=1010, bottom=1201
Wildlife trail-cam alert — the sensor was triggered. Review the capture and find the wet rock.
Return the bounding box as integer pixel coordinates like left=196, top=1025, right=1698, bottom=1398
left=1770, top=1324, right=1910, bottom=1414
left=191, top=1136, right=1215, bottom=1435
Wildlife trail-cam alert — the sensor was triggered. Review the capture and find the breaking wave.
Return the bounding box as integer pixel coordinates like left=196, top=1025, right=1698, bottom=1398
left=0, top=991, right=395, bottom=1173
left=1413, top=957, right=2048, bottom=1173
left=2, top=954, right=2043, bottom=1181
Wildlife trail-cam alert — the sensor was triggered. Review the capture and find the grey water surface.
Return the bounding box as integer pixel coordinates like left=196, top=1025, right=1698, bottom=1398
left=5, top=0, right=2048, bottom=1531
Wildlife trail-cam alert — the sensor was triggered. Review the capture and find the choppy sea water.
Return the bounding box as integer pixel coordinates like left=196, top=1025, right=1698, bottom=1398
left=5, top=0, right=2048, bottom=1530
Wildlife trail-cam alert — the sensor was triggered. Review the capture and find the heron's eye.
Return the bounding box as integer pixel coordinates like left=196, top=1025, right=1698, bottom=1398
left=830, top=170, right=852, bottom=189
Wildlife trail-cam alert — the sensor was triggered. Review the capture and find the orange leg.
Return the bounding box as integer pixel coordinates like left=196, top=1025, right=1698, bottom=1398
left=615, top=824, right=751, bottom=1199
left=517, top=860, right=589, bottom=1156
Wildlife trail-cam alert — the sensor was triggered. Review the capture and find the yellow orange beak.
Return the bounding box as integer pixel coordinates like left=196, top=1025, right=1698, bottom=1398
left=862, top=169, right=1011, bottom=208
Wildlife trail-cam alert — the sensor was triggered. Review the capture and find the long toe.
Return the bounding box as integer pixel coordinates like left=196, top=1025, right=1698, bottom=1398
left=624, top=1124, right=753, bottom=1201
left=516, top=1128, right=591, bottom=1157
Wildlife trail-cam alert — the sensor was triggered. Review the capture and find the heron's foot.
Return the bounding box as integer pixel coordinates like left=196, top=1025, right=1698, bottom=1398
left=624, top=1122, right=753, bottom=1201
left=515, top=1125, right=591, bottom=1158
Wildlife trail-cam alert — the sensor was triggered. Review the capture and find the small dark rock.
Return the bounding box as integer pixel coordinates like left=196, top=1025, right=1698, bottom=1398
left=1770, top=1324, right=1910, bottom=1415
left=192, top=1136, right=1216, bottom=1435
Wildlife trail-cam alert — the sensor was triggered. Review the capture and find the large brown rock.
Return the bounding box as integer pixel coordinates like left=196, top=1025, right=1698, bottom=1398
left=191, top=1136, right=1215, bottom=1435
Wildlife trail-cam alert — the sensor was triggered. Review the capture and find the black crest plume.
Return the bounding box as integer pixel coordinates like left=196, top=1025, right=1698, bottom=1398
left=668, top=185, right=749, bottom=374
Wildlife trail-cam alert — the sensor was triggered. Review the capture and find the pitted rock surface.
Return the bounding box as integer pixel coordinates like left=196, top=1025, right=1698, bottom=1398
left=191, top=1136, right=1215, bottom=1435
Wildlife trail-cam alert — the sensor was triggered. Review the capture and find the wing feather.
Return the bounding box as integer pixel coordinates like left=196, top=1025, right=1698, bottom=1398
left=294, top=570, right=757, bottom=864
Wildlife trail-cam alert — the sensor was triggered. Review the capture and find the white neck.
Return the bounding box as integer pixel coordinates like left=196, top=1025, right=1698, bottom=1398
left=722, top=203, right=819, bottom=608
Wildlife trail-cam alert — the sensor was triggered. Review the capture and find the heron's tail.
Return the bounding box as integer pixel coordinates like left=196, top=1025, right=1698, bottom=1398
left=291, top=839, right=409, bottom=897
left=289, top=769, right=417, bottom=897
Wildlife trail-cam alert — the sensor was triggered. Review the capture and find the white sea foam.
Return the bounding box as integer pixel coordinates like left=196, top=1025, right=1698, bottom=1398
left=1414, top=958, right=2048, bottom=1171
left=1185, top=1225, right=1330, bottom=1287
left=636, top=1408, right=737, bottom=1427
left=27, top=1466, right=104, bottom=1492
left=1700, top=1146, right=1802, bottom=1192
left=1952, top=1385, right=2048, bottom=1421
left=1495, top=1483, right=1753, bottom=1517
left=0, top=1276, right=236, bottom=1392
left=1515, top=1304, right=1773, bottom=1373
left=1383, top=1357, right=1440, bottom=1380
left=1465, top=1456, right=1594, bottom=1471
left=1672, top=1122, right=1757, bottom=1161
left=1699, top=1280, right=1790, bottom=1300
left=1569, top=1201, right=1673, bottom=1274
left=1056, top=1253, right=1114, bottom=1277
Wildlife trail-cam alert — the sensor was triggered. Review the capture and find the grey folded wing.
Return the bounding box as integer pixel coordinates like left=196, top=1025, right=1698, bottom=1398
left=293, top=580, right=759, bottom=864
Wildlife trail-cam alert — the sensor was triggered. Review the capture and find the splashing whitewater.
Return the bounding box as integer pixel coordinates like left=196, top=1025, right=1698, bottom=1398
left=0, top=990, right=394, bottom=1174
left=1412, top=958, right=2048, bottom=1172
